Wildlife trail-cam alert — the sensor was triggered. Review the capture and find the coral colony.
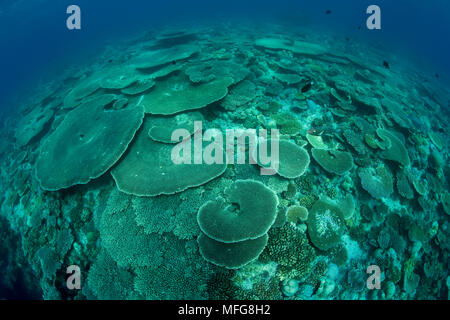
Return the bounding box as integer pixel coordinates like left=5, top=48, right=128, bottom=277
left=170, top=121, right=281, bottom=175
left=0, top=25, right=448, bottom=300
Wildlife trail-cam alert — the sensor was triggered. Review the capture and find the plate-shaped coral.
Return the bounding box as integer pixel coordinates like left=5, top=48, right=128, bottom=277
left=63, top=76, right=102, bottom=109
left=197, top=179, right=278, bottom=243
left=99, top=66, right=141, bottom=90
left=130, top=45, right=200, bottom=70
left=255, top=38, right=327, bottom=56
left=100, top=189, right=165, bottom=268
left=139, top=72, right=233, bottom=115
left=148, top=111, right=204, bottom=144
left=121, top=78, right=155, bottom=95
left=111, top=117, right=227, bottom=196
left=376, top=128, right=410, bottom=166
left=35, top=101, right=144, bottom=191
left=197, top=233, right=268, bottom=269
left=307, top=199, right=345, bottom=251
left=185, top=60, right=249, bottom=84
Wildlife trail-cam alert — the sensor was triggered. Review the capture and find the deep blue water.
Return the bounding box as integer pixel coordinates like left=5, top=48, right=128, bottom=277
left=0, top=0, right=449, bottom=114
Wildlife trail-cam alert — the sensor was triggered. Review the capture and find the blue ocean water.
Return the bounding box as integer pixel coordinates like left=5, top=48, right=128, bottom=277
left=0, top=0, right=449, bottom=114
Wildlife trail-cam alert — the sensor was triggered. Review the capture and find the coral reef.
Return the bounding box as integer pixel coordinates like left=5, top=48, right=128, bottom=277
left=0, top=23, right=448, bottom=300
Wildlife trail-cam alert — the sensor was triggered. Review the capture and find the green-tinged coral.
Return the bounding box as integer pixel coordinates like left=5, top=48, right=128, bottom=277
left=132, top=196, right=176, bottom=235
left=99, top=66, right=140, bottom=89
left=148, top=111, right=204, bottom=144
left=99, top=189, right=164, bottom=268
left=299, top=194, right=318, bottom=210
left=265, top=224, right=315, bottom=274
left=343, top=129, right=367, bottom=154
left=311, top=148, right=353, bottom=175
left=338, top=194, right=355, bottom=220
left=197, top=180, right=278, bottom=243
left=15, top=103, right=55, bottom=147
left=197, top=233, right=268, bottom=269
left=3, top=24, right=450, bottom=301
left=254, top=139, right=310, bottom=179
left=364, top=133, right=379, bottom=149
left=139, top=72, right=233, bottom=115
left=221, top=80, right=257, bottom=111
left=442, top=191, right=450, bottom=215
left=307, top=199, right=345, bottom=251
left=330, top=244, right=348, bottom=266
left=63, top=76, right=101, bottom=108
left=358, top=165, right=394, bottom=199
left=352, top=92, right=381, bottom=114
left=134, top=236, right=209, bottom=299
left=86, top=250, right=136, bottom=300
left=376, top=128, right=410, bottom=166
left=408, top=224, right=428, bottom=242
left=80, top=94, right=118, bottom=110
left=35, top=102, right=144, bottom=191
left=377, top=228, right=391, bottom=249
left=429, top=149, right=444, bottom=171
left=272, top=113, right=303, bottom=135
left=428, top=131, right=443, bottom=150
left=284, top=182, right=297, bottom=199
left=130, top=44, right=200, bottom=69
left=112, top=97, right=128, bottom=110
left=132, top=175, right=230, bottom=240
left=185, top=60, right=248, bottom=84
left=330, top=87, right=347, bottom=102
left=411, top=177, right=428, bottom=196
left=396, top=170, right=414, bottom=199
left=111, top=118, right=227, bottom=196
left=306, top=134, right=329, bottom=149
left=121, top=78, right=155, bottom=95
left=305, top=259, right=328, bottom=287
left=255, top=38, right=327, bottom=56
left=36, top=246, right=60, bottom=280
left=272, top=206, right=287, bottom=228
left=206, top=270, right=239, bottom=299
left=273, top=72, right=302, bottom=85
left=286, top=205, right=309, bottom=223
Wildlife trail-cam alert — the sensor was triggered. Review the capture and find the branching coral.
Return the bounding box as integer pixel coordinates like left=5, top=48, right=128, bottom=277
left=86, top=250, right=136, bottom=300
